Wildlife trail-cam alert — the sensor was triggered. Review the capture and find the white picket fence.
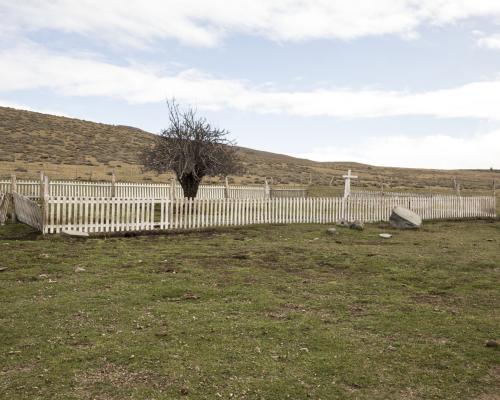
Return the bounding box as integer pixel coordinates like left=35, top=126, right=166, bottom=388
left=0, top=179, right=306, bottom=200
left=42, top=195, right=496, bottom=234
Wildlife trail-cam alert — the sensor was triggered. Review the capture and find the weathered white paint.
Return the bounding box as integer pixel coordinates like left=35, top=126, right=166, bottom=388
left=12, top=193, right=43, bottom=231
left=0, top=178, right=307, bottom=200
left=41, top=194, right=496, bottom=234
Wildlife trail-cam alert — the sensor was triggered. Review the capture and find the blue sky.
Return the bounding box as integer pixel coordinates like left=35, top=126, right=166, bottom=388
left=1, top=1, right=500, bottom=168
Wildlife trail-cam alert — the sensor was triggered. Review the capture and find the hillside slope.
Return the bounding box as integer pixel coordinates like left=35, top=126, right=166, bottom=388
left=0, top=106, right=498, bottom=193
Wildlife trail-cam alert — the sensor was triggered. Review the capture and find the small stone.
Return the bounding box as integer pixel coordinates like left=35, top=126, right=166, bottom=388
left=379, top=233, right=392, bottom=239
left=61, top=230, right=89, bottom=238
left=336, top=218, right=349, bottom=226
left=326, top=228, right=337, bottom=235
left=74, top=266, right=86, bottom=273
left=182, top=292, right=200, bottom=300
left=0, top=267, right=7, bottom=272
left=349, top=220, right=364, bottom=230
left=485, top=340, right=498, bottom=348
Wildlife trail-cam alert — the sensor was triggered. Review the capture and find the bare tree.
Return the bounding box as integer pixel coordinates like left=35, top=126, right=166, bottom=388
left=142, top=100, right=240, bottom=198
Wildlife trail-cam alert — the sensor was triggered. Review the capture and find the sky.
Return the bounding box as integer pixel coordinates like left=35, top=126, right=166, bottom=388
left=0, top=0, right=499, bottom=169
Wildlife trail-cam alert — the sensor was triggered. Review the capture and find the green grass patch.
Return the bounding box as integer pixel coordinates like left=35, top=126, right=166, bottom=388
left=0, top=221, right=499, bottom=399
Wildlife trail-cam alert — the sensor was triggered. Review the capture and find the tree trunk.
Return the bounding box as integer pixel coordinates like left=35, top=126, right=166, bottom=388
left=179, top=173, right=200, bottom=198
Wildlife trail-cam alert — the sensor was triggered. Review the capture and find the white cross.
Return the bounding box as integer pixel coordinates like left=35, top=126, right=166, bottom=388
left=342, top=169, right=358, bottom=198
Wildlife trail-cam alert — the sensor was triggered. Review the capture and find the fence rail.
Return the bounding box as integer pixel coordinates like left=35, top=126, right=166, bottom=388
left=42, top=195, right=496, bottom=234
left=0, top=179, right=307, bottom=200
left=351, top=190, right=436, bottom=197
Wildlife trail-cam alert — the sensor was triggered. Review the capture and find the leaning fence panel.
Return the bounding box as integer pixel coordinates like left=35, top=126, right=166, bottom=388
left=12, top=193, right=43, bottom=230
left=0, top=192, right=9, bottom=224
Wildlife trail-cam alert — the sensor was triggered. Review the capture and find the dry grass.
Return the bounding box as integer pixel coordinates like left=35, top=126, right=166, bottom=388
left=1, top=106, right=499, bottom=193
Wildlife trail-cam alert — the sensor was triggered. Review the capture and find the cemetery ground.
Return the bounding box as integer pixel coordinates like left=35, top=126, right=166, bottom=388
left=0, top=220, right=499, bottom=400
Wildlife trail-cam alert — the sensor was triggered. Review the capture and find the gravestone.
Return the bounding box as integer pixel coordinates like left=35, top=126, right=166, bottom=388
left=389, top=206, right=422, bottom=229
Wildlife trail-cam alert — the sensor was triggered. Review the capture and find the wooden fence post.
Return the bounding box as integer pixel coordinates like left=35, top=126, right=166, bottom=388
left=10, top=173, right=17, bottom=222
left=111, top=171, right=116, bottom=198
left=41, top=175, right=50, bottom=233
left=225, top=176, right=230, bottom=199
left=264, top=178, right=270, bottom=199
left=453, top=177, right=461, bottom=196
left=170, top=177, right=176, bottom=200
left=39, top=171, right=44, bottom=200
left=10, top=173, right=17, bottom=194
left=494, top=180, right=497, bottom=218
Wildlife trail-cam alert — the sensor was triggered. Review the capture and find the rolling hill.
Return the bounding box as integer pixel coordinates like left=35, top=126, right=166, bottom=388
left=0, top=106, right=498, bottom=195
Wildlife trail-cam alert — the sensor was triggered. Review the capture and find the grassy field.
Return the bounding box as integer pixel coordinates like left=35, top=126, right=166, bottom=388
left=1, top=220, right=499, bottom=399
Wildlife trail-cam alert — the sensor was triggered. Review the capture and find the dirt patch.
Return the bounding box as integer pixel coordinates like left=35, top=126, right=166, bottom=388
left=74, top=362, right=172, bottom=398
left=410, top=294, right=446, bottom=305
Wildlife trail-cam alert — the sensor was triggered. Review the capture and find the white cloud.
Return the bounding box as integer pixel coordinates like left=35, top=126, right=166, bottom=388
left=1, top=44, right=500, bottom=121
left=289, top=131, right=500, bottom=169
left=477, top=33, right=500, bottom=49
left=1, top=0, right=500, bottom=47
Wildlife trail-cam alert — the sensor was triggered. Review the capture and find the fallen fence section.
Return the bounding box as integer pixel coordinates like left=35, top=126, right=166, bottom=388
left=0, top=179, right=307, bottom=200
left=12, top=193, right=43, bottom=231
left=43, top=195, right=496, bottom=234
left=0, top=192, right=9, bottom=224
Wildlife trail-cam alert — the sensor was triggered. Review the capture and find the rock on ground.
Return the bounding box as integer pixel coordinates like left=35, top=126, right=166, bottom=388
left=326, top=228, right=338, bottom=235
left=389, top=206, right=422, bottom=229
left=349, top=220, right=364, bottom=230
left=379, top=233, right=392, bottom=239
